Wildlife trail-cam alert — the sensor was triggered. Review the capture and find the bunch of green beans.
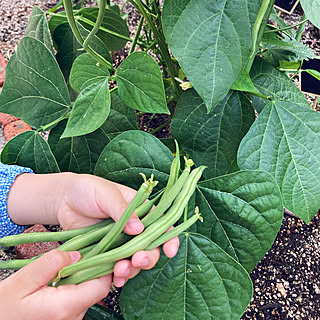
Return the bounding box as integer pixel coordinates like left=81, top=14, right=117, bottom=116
left=0, top=153, right=205, bottom=287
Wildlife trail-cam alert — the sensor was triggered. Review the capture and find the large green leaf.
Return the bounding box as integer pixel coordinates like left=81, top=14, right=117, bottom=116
left=171, top=89, right=255, bottom=178
left=250, top=57, right=309, bottom=113
left=238, top=100, right=320, bottom=223
left=48, top=93, right=137, bottom=173
left=69, top=53, right=110, bottom=92
left=0, top=37, right=70, bottom=128
left=116, top=52, right=169, bottom=114
left=162, top=0, right=253, bottom=112
left=79, top=7, right=130, bottom=51
left=54, top=22, right=112, bottom=81
left=120, top=233, right=252, bottom=320
left=1, top=131, right=60, bottom=174
left=62, top=78, right=110, bottom=138
left=24, top=6, right=54, bottom=54
left=94, top=130, right=173, bottom=190
left=300, top=0, right=320, bottom=29
left=192, top=170, right=283, bottom=272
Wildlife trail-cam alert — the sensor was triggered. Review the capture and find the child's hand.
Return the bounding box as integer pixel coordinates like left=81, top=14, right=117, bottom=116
left=0, top=249, right=111, bottom=320
left=7, top=172, right=180, bottom=287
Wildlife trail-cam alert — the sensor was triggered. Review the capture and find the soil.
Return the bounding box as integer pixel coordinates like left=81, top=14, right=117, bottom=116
left=0, top=1, right=320, bottom=319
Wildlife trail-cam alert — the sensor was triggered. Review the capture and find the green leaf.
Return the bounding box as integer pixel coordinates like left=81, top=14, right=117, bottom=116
left=262, top=37, right=316, bottom=67
left=84, top=304, right=123, bottom=320
left=48, top=12, right=68, bottom=35
left=62, top=78, right=110, bottom=138
left=300, top=0, right=320, bottom=29
left=79, top=7, right=130, bottom=51
left=162, top=0, right=253, bottom=112
left=231, top=69, right=259, bottom=94
left=0, top=37, right=70, bottom=128
left=48, top=93, right=137, bottom=173
left=120, top=233, right=252, bottom=320
left=94, top=130, right=173, bottom=190
left=250, top=57, right=309, bottom=113
left=193, top=170, right=283, bottom=272
left=1, top=131, right=60, bottom=174
left=54, top=22, right=112, bottom=81
left=171, top=89, right=255, bottom=178
left=238, top=100, right=320, bottom=223
left=25, top=6, right=54, bottom=54
left=305, top=68, right=320, bottom=80
left=116, top=52, right=169, bottom=114
left=70, top=53, right=110, bottom=92
left=262, top=30, right=294, bottom=47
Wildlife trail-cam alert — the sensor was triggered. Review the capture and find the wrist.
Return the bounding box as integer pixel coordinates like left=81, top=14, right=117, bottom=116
left=7, top=172, right=75, bottom=226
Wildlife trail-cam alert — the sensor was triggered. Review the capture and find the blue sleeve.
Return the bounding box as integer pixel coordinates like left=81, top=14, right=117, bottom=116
left=0, top=163, right=34, bottom=238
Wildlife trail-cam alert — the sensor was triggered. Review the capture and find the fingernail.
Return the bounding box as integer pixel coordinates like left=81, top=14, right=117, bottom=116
left=69, top=251, right=81, bottom=263
left=166, top=246, right=178, bottom=258
left=127, top=219, right=144, bottom=232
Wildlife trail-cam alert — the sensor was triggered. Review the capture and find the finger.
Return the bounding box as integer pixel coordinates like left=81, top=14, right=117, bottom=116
left=113, top=260, right=140, bottom=280
left=131, top=248, right=160, bottom=270
left=163, top=235, right=180, bottom=258
left=68, top=275, right=112, bottom=310
left=10, top=250, right=81, bottom=297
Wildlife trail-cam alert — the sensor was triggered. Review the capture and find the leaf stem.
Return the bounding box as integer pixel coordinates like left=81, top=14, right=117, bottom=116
left=265, top=18, right=308, bottom=34
left=249, top=91, right=273, bottom=101
left=149, top=118, right=171, bottom=135
left=38, top=111, right=71, bottom=132
left=110, top=87, right=118, bottom=94
left=83, top=0, right=106, bottom=49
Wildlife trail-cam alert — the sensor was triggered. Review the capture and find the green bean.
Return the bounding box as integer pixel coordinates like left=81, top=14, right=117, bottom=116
left=161, top=140, right=180, bottom=198
left=0, top=257, right=38, bottom=270
left=54, top=262, right=115, bottom=286
left=55, top=165, right=206, bottom=281
left=57, top=222, right=114, bottom=252
left=0, top=220, right=112, bottom=247
left=141, top=158, right=194, bottom=227
left=134, top=190, right=163, bottom=219
left=83, top=174, right=158, bottom=258
left=146, top=207, right=202, bottom=250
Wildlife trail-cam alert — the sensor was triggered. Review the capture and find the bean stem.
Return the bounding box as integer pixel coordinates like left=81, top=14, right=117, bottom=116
left=0, top=220, right=111, bottom=247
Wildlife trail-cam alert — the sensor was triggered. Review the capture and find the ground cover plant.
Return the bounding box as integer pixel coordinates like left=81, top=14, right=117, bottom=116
left=0, top=0, right=319, bottom=318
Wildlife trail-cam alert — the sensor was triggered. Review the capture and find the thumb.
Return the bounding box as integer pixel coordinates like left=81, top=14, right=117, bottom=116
left=10, top=249, right=81, bottom=297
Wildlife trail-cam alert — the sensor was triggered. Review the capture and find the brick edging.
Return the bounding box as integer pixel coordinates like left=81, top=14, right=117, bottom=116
left=0, top=54, right=32, bottom=142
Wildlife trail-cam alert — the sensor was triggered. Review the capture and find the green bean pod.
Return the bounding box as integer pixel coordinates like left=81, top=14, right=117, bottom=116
left=83, top=174, right=158, bottom=258
left=54, top=262, right=115, bottom=286
left=141, top=158, right=194, bottom=228
left=55, top=165, right=206, bottom=281
left=0, top=220, right=112, bottom=247
left=146, top=208, right=202, bottom=250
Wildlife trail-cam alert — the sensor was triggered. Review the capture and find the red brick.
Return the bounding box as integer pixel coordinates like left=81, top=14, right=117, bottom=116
left=0, top=113, right=19, bottom=127
left=4, top=120, right=32, bottom=141
left=15, top=225, right=60, bottom=259
left=0, top=54, right=6, bottom=86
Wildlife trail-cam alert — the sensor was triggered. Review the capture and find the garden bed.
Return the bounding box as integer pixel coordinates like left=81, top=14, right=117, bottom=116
left=0, top=1, right=320, bottom=319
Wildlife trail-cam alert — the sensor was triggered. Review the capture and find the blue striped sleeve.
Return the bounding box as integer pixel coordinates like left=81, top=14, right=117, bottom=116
left=0, top=163, right=34, bottom=238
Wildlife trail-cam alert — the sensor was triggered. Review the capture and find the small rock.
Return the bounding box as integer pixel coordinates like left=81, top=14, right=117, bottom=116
left=15, top=224, right=60, bottom=259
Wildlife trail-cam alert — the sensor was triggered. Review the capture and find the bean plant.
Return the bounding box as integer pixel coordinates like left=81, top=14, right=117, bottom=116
left=0, top=0, right=319, bottom=318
